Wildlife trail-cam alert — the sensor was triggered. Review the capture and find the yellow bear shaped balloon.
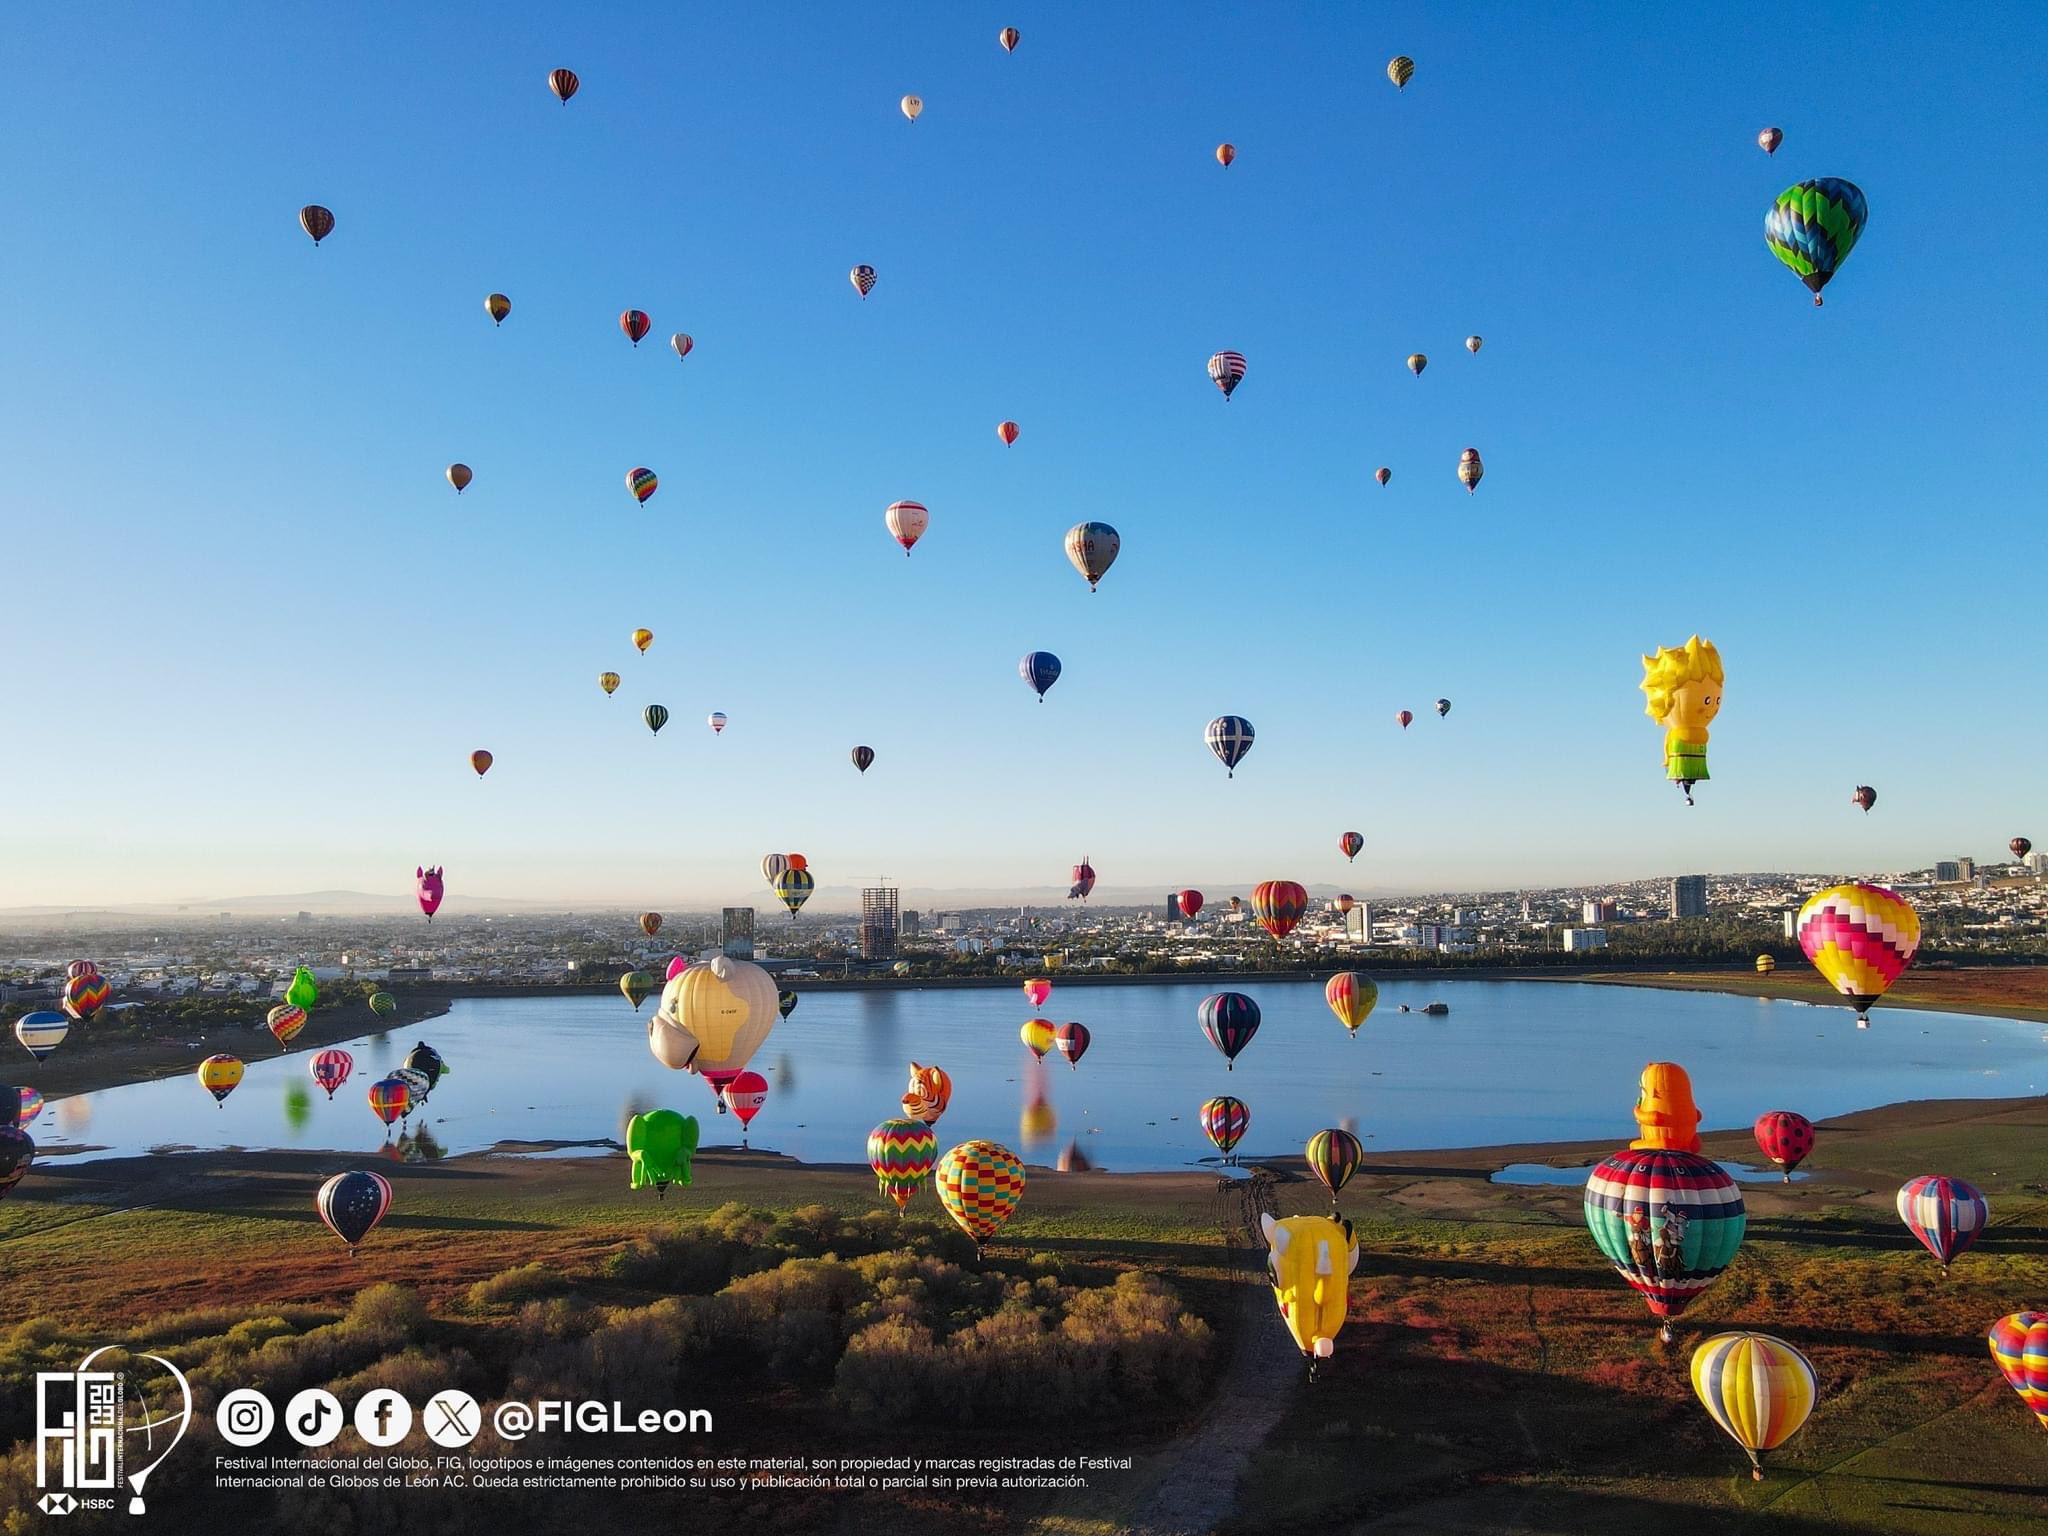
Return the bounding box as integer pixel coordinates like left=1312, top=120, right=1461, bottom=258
left=1261, top=1211, right=1359, bottom=1365
left=1631, top=1061, right=1704, bottom=1154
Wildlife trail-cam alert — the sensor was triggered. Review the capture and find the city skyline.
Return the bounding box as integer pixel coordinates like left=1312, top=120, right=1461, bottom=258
left=4, top=6, right=2043, bottom=908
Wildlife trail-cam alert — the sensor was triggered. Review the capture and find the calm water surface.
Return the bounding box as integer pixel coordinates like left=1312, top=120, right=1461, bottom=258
left=28, top=981, right=2048, bottom=1172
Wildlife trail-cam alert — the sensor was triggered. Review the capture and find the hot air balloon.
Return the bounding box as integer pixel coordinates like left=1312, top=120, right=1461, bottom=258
left=446, top=463, right=472, bottom=494
left=0, top=1125, right=30, bottom=1201
left=1206, top=716, right=1255, bottom=777
left=850, top=264, right=877, bottom=298
left=1387, top=55, right=1414, bottom=89
left=1766, top=178, right=1867, bottom=306
left=598, top=672, right=620, bottom=697
left=393, top=1066, right=430, bottom=1106
left=1989, top=1313, right=2048, bottom=1430
left=317, top=1170, right=393, bottom=1256
left=1758, top=127, right=1782, bottom=155
left=470, top=749, right=493, bottom=777
left=725, top=1069, right=769, bottom=1142
left=670, top=332, right=693, bottom=361
left=1229, top=896, right=1243, bottom=914
left=415, top=865, right=444, bottom=922
left=903, top=1062, right=951, bottom=1124
left=2012, top=837, right=2033, bottom=862
left=1632, top=1062, right=1705, bottom=1153
left=648, top=955, right=782, bottom=1112
left=1796, top=882, right=1919, bottom=1025
left=869, top=1118, right=939, bottom=1209
left=1263, top=1212, right=1359, bottom=1371
left=61, top=973, right=109, bottom=1024
left=1435, top=698, right=1451, bottom=718
left=761, top=853, right=790, bottom=886
left=936, top=1140, right=1026, bottom=1256
left=1064, top=522, right=1119, bottom=592
left=777, top=990, right=799, bottom=1019
left=368, top=1075, right=410, bottom=1128
left=1755, top=954, right=1776, bottom=974
left=1177, top=889, right=1204, bottom=919
left=1200, top=1095, right=1249, bottom=1162
left=267, top=1004, right=307, bottom=1048
left=1340, top=831, right=1364, bottom=862
left=65, top=960, right=99, bottom=981
left=1465, top=335, right=1483, bottom=354
left=1208, top=350, right=1247, bottom=400
left=1396, top=710, right=1413, bottom=730
left=16, top=1089, right=43, bottom=1127
left=15, top=1012, right=66, bottom=1061
left=850, top=745, right=874, bottom=774
left=311, top=1049, right=354, bottom=1100
left=1458, top=447, right=1484, bottom=493
left=369, top=991, right=397, bottom=1018
left=1198, top=992, right=1260, bottom=1069
left=547, top=67, right=579, bottom=103
left=1584, top=1148, right=1746, bottom=1340
left=633, top=628, right=654, bottom=654
left=991, top=419, right=1021, bottom=449
left=1896, top=1175, right=1988, bottom=1275
left=485, top=293, right=511, bottom=325
left=627, top=1110, right=698, bottom=1196
left=1752, top=1111, right=1813, bottom=1182
left=899, top=94, right=923, bottom=121
left=1068, top=858, right=1096, bottom=900
left=1407, top=353, right=1427, bottom=376
left=1852, top=785, right=1876, bottom=814
left=1306, top=1128, right=1364, bottom=1206
left=1334, top=895, right=1354, bottom=915
left=1691, top=1333, right=1818, bottom=1480
left=1375, top=467, right=1391, bottom=486
left=1052, top=1022, right=1090, bottom=1069
left=1640, top=635, right=1723, bottom=805
left=1325, top=973, right=1378, bottom=1037
left=627, top=467, right=658, bottom=504
left=198, top=1054, right=243, bottom=1105
left=1019, top=1019, right=1055, bottom=1059
left=1216, top=143, right=1235, bottom=167
left=998, top=26, right=1019, bottom=52
left=1022, top=978, right=1052, bottom=1009
left=620, top=309, right=651, bottom=346
left=708, top=711, right=727, bottom=735
left=299, top=205, right=335, bottom=245
left=619, top=970, right=657, bottom=1011
left=638, top=912, right=663, bottom=938
left=643, top=704, right=669, bottom=736
left=1020, top=651, right=1061, bottom=701
left=885, top=499, right=929, bottom=555
left=774, top=868, right=814, bottom=918
left=1251, top=880, right=1308, bottom=941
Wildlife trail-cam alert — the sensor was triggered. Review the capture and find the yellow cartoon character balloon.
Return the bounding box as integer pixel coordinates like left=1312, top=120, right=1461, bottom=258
left=1631, top=1061, right=1704, bottom=1154
left=1260, top=1211, right=1359, bottom=1371
left=1640, top=635, right=1723, bottom=805
left=647, top=955, right=780, bottom=1111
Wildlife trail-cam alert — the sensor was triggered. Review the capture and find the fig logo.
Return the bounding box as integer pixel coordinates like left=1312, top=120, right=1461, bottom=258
left=35, top=1345, right=193, bottom=1514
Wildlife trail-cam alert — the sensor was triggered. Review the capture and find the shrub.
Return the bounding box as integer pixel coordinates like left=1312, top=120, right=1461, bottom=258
left=466, top=1263, right=569, bottom=1310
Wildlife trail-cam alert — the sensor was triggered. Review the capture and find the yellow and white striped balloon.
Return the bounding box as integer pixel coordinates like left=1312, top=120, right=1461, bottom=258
left=1690, top=1332, right=1817, bottom=1479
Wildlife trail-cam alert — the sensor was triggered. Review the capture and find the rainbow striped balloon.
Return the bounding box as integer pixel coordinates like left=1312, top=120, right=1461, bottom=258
left=1584, top=1148, right=1746, bottom=1339
left=1198, top=992, right=1261, bottom=1068
left=1251, top=880, right=1307, bottom=940
left=1305, top=1128, right=1363, bottom=1203
left=1896, top=1175, right=1988, bottom=1273
left=1200, top=1095, right=1249, bottom=1160
left=1797, top=882, right=1918, bottom=1024
left=936, top=1140, right=1026, bottom=1250
left=1990, top=1313, right=2048, bottom=1430
left=627, top=467, right=658, bottom=504
left=867, top=1118, right=938, bottom=1210
left=17, top=1088, right=45, bottom=1126
left=1324, top=972, right=1378, bottom=1035
left=62, top=973, right=110, bottom=1023
left=1690, top=1332, right=1818, bottom=1479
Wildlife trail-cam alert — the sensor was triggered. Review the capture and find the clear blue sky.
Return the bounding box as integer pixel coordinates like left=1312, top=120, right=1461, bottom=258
left=4, top=3, right=2043, bottom=908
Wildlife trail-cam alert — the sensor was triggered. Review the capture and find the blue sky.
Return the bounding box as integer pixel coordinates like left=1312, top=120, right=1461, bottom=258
left=3, top=3, right=2043, bottom=908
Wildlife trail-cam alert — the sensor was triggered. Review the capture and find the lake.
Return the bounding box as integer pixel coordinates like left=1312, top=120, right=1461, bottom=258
left=25, top=980, right=2048, bottom=1172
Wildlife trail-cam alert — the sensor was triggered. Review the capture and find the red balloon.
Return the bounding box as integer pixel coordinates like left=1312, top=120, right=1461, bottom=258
left=1752, top=1111, right=1815, bottom=1182
left=1176, top=888, right=1204, bottom=919
left=620, top=309, right=651, bottom=346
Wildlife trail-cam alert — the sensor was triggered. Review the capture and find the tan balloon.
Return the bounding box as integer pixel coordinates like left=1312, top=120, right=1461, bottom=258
left=647, top=955, right=780, bottom=1078
left=901, top=94, right=923, bottom=122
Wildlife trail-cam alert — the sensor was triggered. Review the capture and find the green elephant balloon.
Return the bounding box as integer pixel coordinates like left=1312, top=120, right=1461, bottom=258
left=626, top=1110, right=699, bottom=1198
left=368, top=991, right=397, bottom=1018
left=286, top=966, right=319, bottom=1012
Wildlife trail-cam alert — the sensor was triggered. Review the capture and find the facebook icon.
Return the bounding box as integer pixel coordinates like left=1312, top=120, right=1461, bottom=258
left=353, top=1388, right=414, bottom=1447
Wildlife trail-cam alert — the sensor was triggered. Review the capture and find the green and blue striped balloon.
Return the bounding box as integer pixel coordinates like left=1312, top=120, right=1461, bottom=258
left=1765, top=178, right=1867, bottom=306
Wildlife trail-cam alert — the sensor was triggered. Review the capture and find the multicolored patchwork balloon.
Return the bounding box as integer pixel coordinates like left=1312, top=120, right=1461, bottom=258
left=1765, top=178, right=1867, bottom=306
left=1251, top=880, right=1307, bottom=940
left=1896, top=1175, right=1988, bottom=1274
left=1690, top=1332, right=1818, bottom=1480
left=850, top=264, right=877, bottom=298
left=868, top=1117, right=939, bottom=1210
left=1198, top=992, right=1261, bottom=1069
left=1797, top=882, right=1919, bottom=1025
left=267, top=1004, right=307, bottom=1048
left=1200, top=1095, right=1249, bottom=1161
left=1584, top=1148, right=1747, bottom=1340
left=1305, top=1128, right=1363, bottom=1205
left=1990, top=1313, right=2048, bottom=1430
left=1752, top=1111, right=1814, bottom=1182
left=316, top=1169, right=393, bottom=1255
left=937, top=1140, right=1026, bottom=1252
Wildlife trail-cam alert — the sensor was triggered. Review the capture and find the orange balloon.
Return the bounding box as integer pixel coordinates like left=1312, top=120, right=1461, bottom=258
left=1216, top=143, right=1236, bottom=167
left=787, top=854, right=808, bottom=873
left=470, top=750, right=493, bottom=777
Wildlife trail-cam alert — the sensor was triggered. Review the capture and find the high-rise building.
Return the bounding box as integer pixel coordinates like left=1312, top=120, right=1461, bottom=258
left=1782, top=910, right=1798, bottom=939
left=902, top=909, right=921, bottom=938
left=1581, top=898, right=1618, bottom=925
left=2027, top=852, right=2048, bottom=875
left=860, top=887, right=901, bottom=960
left=1519, top=895, right=1533, bottom=921
left=720, top=908, right=755, bottom=960
left=1670, top=875, right=1708, bottom=919
left=1956, top=856, right=1976, bottom=881
left=1345, top=904, right=1374, bottom=944
left=1453, top=906, right=1475, bottom=927
left=1165, top=892, right=1182, bottom=922
left=1934, top=860, right=1961, bottom=883
left=1562, top=927, right=1608, bottom=952
left=1416, top=922, right=1446, bottom=951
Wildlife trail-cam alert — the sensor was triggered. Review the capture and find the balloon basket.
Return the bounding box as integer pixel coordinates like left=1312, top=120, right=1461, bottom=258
left=1658, top=1320, right=1674, bottom=1345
